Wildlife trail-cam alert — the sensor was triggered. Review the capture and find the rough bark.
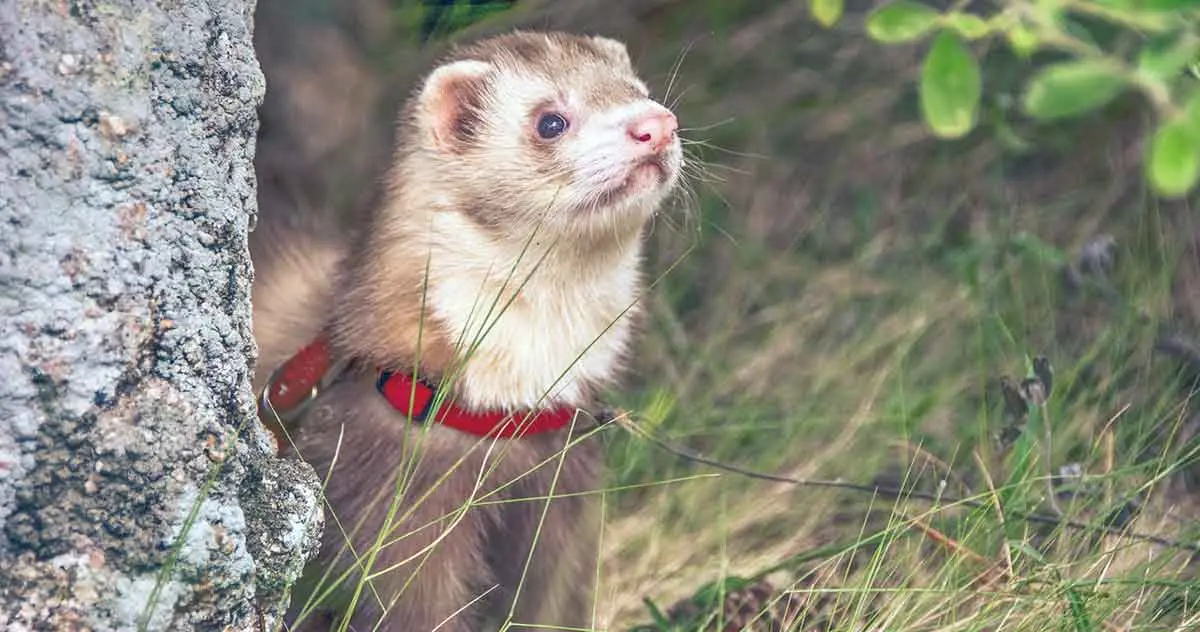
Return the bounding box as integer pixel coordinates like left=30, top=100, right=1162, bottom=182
left=0, top=1, right=322, bottom=630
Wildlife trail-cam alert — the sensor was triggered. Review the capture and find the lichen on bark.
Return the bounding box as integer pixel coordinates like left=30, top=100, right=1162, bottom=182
left=0, top=1, right=322, bottom=630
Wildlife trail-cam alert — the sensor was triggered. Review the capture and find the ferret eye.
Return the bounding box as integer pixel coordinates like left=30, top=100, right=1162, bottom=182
left=536, top=113, right=568, bottom=140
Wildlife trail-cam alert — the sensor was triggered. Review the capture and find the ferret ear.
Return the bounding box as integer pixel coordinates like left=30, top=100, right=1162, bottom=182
left=418, top=59, right=493, bottom=152
left=590, top=36, right=631, bottom=67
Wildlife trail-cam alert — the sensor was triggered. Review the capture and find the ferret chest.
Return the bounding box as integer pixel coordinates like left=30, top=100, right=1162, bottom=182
left=428, top=265, right=637, bottom=411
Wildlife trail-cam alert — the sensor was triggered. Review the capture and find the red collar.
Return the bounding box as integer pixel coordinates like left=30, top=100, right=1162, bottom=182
left=260, top=336, right=578, bottom=439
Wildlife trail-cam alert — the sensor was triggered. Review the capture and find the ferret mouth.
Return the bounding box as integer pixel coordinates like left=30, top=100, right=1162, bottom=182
left=591, top=157, right=672, bottom=208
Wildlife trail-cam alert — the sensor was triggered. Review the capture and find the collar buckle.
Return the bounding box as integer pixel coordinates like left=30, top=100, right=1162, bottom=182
left=258, top=337, right=346, bottom=425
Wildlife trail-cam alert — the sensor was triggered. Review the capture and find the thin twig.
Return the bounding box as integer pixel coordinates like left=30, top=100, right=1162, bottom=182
left=608, top=411, right=1200, bottom=554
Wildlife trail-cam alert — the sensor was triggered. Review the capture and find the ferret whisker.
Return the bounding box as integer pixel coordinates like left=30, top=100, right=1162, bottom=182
left=661, top=37, right=697, bottom=105
left=681, top=144, right=744, bottom=179
left=674, top=186, right=702, bottom=233
left=680, top=155, right=720, bottom=176
left=678, top=116, right=737, bottom=134
left=679, top=161, right=727, bottom=187
left=680, top=137, right=766, bottom=162
left=667, top=84, right=695, bottom=112
left=679, top=175, right=701, bottom=208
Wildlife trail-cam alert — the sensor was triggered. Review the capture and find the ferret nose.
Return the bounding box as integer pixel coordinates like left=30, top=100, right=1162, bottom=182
left=627, top=110, right=678, bottom=153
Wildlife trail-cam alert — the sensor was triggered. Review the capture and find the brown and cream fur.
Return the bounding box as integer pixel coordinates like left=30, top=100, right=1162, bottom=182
left=251, top=31, right=682, bottom=631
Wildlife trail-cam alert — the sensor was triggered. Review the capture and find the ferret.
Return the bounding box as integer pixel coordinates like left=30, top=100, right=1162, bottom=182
left=250, top=30, right=682, bottom=631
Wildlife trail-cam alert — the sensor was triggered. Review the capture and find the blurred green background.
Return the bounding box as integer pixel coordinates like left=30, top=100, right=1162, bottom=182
left=253, top=1, right=1200, bottom=629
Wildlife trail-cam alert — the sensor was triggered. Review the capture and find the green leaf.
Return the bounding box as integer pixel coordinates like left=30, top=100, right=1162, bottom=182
left=1022, top=60, right=1128, bottom=120
left=641, top=597, right=672, bottom=629
left=1004, top=24, right=1040, bottom=58
left=1147, top=119, right=1200, bottom=198
left=866, top=0, right=941, bottom=43
left=810, top=0, right=844, bottom=27
left=944, top=12, right=991, bottom=40
left=920, top=31, right=981, bottom=138
left=1137, top=32, right=1200, bottom=81
left=1184, top=91, right=1200, bottom=132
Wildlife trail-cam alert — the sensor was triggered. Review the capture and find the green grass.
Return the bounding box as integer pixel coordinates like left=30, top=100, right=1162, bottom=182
left=580, top=3, right=1199, bottom=629
left=601, top=173, right=1200, bottom=630
left=265, top=1, right=1200, bottom=630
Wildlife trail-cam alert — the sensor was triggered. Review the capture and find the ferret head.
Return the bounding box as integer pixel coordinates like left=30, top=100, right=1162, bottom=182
left=397, top=31, right=683, bottom=243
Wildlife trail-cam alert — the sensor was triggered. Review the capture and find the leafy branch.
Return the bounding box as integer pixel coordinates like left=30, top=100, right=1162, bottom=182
left=813, top=0, right=1200, bottom=197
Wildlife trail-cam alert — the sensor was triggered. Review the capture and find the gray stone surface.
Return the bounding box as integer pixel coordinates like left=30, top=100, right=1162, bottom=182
left=0, top=1, right=322, bottom=629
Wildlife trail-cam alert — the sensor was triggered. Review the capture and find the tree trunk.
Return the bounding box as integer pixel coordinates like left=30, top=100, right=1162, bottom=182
left=0, top=1, right=322, bottom=630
